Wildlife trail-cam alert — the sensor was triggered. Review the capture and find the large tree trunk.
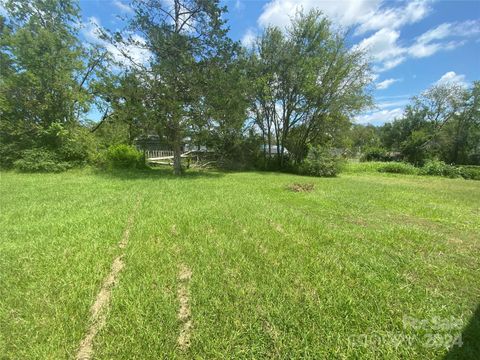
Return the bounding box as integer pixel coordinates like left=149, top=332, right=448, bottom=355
left=280, top=141, right=285, bottom=167
left=275, top=133, right=281, bottom=168
left=173, top=137, right=182, bottom=175
left=267, top=126, right=272, bottom=158
left=451, top=119, right=465, bottom=164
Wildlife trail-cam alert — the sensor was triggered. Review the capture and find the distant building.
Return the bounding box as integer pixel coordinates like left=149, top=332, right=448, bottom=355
left=261, top=145, right=289, bottom=156
left=134, top=134, right=162, bottom=151
left=135, top=134, right=209, bottom=153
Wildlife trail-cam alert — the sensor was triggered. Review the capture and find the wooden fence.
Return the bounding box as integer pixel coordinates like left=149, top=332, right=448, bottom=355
left=145, top=150, right=174, bottom=159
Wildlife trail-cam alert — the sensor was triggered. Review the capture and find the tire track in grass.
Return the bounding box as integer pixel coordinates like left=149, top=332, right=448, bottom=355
left=177, top=264, right=193, bottom=351
left=76, top=198, right=141, bottom=360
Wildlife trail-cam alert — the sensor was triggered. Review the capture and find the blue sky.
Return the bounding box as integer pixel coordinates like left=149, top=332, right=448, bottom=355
left=78, top=0, right=480, bottom=125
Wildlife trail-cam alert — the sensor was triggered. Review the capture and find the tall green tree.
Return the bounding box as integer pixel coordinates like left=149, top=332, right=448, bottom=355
left=348, top=124, right=381, bottom=154
left=189, top=52, right=251, bottom=161
left=90, top=70, right=151, bottom=146
left=0, top=0, right=108, bottom=167
left=111, top=0, right=238, bottom=174
left=378, top=82, right=478, bottom=165
left=439, top=82, right=480, bottom=164
left=248, top=10, right=373, bottom=167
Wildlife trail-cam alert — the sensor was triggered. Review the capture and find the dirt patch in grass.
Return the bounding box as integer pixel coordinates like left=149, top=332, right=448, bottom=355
left=76, top=198, right=140, bottom=360
left=177, top=264, right=193, bottom=351
left=179, top=264, right=192, bottom=281
left=119, top=199, right=141, bottom=249
left=286, top=183, right=315, bottom=192
left=171, top=224, right=179, bottom=236
left=269, top=220, right=285, bottom=233
left=76, top=256, right=124, bottom=360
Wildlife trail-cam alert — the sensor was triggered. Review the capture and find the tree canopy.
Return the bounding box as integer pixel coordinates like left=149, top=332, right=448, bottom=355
left=248, top=11, right=373, bottom=166
left=1, top=0, right=477, bottom=174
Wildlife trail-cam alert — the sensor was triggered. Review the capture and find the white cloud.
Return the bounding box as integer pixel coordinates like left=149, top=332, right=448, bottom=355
left=354, top=28, right=408, bottom=71
left=379, top=57, right=407, bottom=72
left=356, top=18, right=479, bottom=71
left=256, top=1, right=478, bottom=73
left=82, top=16, right=102, bottom=39
left=355, top=0, right=431, bottom=35
left=355, top=107, right=404, bottom=125
left=258, top=0, right=380, bottom=30
left=435, top=71, right=467, bottom=87
left=0, top=2, right=7, bottom=17
left=356, top=94, right=411, bottom=125
left=377, top=99, right=410, bottom=109
left=417, top=23, right=451, bottom=44
left=113, top=0, right=133, bottom=14
left=417, top=20, right=480, bottom=43
left=376, top=78, right=400, bottom=90
left=356, top=28, right=404, bottom=61
left=406, top=19, right=480, bottom=59
left=82, top=17, right=151, bottom=68
left=234, top=0, right=245, bottom=11
left=408, top=40, right=461, bottom=58
left=241, top=28, right=257, bottom=47
left=257, top=0, right=430, bottom=33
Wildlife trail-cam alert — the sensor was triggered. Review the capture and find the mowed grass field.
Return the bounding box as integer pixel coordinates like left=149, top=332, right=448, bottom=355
left=1, top=167, right=479, bottom=359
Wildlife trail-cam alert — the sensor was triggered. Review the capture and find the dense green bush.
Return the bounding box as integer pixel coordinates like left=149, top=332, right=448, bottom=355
left=0, top=142, right=21, bottom=169
left=106, top=144, right=143, bottom=168
left=400, top=130, right=431, bottom=166
left=377, top=162, right=418, bottom=174
left=347, top=159, right=480, bottom=181
left=419, top=160, right=460, bottom=178
left=1, top=122, right=97, bottom=171
left=417, top=161, right=480, bottom=180
left=458, top=166, right=480, bottom=180
left=14, top=148, right=71, bottom=172
left=360, top=147, right=389, bottom=162
left=255, top=156, right=296, bottom=173
left=343, top=161, right=386, bottom=173
left=299, top=146, right=342, bottom=177
left=57, top=126, right=97, bottom=164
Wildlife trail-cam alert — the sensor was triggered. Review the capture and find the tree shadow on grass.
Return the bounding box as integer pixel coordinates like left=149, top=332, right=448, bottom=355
left=93, top=167, right=225, bottom=181
left=443, top=303, right=480, bottom=360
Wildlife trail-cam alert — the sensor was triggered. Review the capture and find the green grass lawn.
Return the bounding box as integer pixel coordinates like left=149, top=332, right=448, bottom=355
left=1, top=168, right=479, bottom=359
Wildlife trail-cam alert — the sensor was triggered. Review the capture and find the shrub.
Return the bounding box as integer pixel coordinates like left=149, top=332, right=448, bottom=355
left=90, top=150, right=108, bottom=168
left=0, top=142, right=21, bottom=169
left=57, top=126, right=97, bottom=164
left=105, top=144, right=143, bottom=168
left=255, top=156, right=296, bottom=173
left=377, top=162, right=417, bottom=175
left=400, top=130, right=431, bottom=166
left=343, top=161, right=386, bottom=173
left=360, top=147, right=389, bottom=162
left=420, top=160, right=460, bottom=178
left=1, top=122, right=98, bottom=170
left=14, top=148, right=71, bottom=172
left=299, top=146, right=342, bottom=177
left=457, top=166, right=480, bottom=180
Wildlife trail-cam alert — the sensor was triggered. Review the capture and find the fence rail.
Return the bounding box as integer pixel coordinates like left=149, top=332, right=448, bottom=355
left=145, top=150, right=174, bottom=159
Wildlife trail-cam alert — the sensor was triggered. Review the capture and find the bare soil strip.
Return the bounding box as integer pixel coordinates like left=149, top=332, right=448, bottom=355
left=76, top=198, right=140, bottom=360
left=177, top=264, right=193, bottom=351
left=76, top=256, right=124, bottom=360
left=119, top=200, right=139, bottom=249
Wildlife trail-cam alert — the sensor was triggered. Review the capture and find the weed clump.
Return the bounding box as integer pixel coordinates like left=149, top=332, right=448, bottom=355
left=287, top=183, right=315, bottom=192
left=377, top=162, right=418, bottom=175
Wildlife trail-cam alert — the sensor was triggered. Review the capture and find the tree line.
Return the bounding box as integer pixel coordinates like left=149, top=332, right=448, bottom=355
left=1, top=0, right=478, bottom=175
left=351, top=82, right=480, bottom=166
